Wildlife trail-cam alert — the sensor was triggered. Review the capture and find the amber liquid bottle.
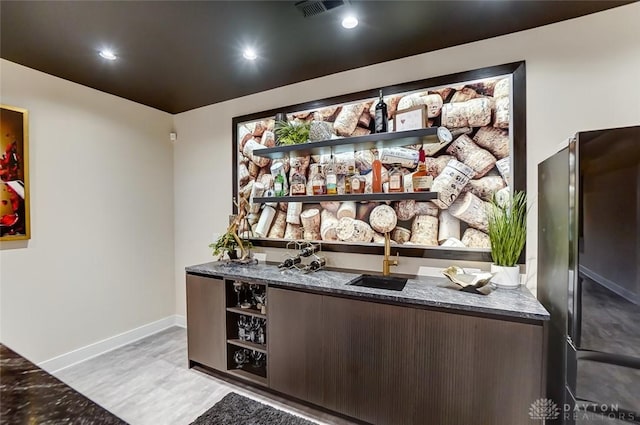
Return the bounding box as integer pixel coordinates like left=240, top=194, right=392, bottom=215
left=412, top=148, right=433, bottom=192
left=372, top=156, right=383, bottom=193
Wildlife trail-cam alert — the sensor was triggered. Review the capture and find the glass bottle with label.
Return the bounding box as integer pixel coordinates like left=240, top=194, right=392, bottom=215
left=311, top=164, right=326, bottom=195
left=271, top=162, right=288, bottom=196
left=290, top=166, right=307, bottom=196
left=372, top=154, right=383, bottom=193
left=388, top=164, right=404, bottom=193
left=374, top=89, right=388, bottom=133
left=344, top=164, right=355, bottom=194
left=412, top=147, right=433, bottom=192
left=325, top=156, right=338, bottom=195
left=350, top=170, right=365, bottom=194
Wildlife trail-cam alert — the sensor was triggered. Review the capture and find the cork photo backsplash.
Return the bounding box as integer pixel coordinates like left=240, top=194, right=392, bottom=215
left=233, top=63, right=525, bottom=259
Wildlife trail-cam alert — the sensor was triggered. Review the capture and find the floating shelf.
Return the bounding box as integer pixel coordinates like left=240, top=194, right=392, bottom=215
left=226, top=368, right=268, bottom=386
left=226, top=307, right=267, bottom=319
left=253, top=191, right=438, bottom=204
left=227, top=339, right=267, bottom=354
left=252, top=127, right=439, bottom=159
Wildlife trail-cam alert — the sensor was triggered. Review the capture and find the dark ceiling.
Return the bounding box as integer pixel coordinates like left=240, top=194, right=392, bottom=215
left=0, top=1, right=631, bottom=114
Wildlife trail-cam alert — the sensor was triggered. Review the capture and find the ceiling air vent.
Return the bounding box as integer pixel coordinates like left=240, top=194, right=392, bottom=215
left=295, top=0, right=349, bottom=18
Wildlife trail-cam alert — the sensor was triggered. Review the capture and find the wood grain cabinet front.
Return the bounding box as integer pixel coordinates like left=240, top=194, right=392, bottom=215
left=186, top=274, right=226, bottom=371
left=267, top=287, right=544, bottom=425
left=267, top=287, right=324, bottom=406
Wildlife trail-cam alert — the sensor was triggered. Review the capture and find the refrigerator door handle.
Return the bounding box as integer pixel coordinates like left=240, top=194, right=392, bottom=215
left=577, top=350, right=640, bottom=370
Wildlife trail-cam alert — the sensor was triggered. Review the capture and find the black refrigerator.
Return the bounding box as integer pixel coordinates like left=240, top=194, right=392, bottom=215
left=538, top=125, right=640, bottom=424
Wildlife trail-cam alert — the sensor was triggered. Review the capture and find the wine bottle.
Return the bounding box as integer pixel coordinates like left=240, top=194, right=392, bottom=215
left=309, top=257, right=326, bottom=271
left=300, top=245, right=316, bottom=257
left=374, top=89, right=388, bottom=133
left=278, top=256, right=301, bottom=268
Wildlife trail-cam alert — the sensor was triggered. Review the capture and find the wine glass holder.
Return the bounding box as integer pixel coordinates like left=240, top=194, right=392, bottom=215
left=281, top=240, right=326, bottom=273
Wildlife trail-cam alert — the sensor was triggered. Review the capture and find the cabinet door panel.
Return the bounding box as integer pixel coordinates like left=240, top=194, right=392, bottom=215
left=186, top=274, right=226, bottom=371
left=268, top=287, right=323, bottom=405
left=410, top=308, right=544, bottom=425
left=321, top=296, right=415, bottom=425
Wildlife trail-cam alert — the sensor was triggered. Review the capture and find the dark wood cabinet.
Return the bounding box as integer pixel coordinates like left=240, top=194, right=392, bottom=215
left=267, top=289, right=544, bottom=425
left=267, top=287, right=323, bottom=406
left=186, top=274, right=226, bottom=371
left=321, top=295, right=415, bottom=424
left=188, top=274, right=545, bottom=425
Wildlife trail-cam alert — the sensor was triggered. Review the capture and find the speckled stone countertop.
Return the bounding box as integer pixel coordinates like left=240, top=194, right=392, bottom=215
left=186, top=262, right=549, bottom=322
left=0, top=344, right=127, bottom=425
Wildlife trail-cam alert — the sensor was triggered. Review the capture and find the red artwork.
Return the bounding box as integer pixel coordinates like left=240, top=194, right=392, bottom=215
left=1, top=106, right=29, bottom=240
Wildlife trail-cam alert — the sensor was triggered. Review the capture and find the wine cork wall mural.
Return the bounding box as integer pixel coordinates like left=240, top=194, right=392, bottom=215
left=232, top=62, right=526, bottom=260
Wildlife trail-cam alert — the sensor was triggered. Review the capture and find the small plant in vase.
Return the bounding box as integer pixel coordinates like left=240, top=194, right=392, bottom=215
left=209, top=230, right=240, bottom=260
left=487, top=190, right=528, bottom=288
left=209, top=195, right=254, bottom=261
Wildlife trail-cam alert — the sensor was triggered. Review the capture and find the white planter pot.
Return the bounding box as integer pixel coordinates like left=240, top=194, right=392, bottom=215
left=490, top=264, right=521, bottom=289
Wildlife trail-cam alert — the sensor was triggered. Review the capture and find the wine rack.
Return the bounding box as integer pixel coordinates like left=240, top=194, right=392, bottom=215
left=224, top=279, right=268, bottom=384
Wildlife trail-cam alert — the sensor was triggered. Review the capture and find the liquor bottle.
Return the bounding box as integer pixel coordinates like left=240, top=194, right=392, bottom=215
left=344, top=165, right=355, bottom=194
left=290, top=166, right=307, bottom=196
left=374, top=89, right=388, bottom=133
left=278, top=256, right=301, bottom=268
left=350, top=169, right=365, bottom=194
left=412, top=148, right=433, bottom=192
left=311, top=164, right=326, bottom=195
left=325, top=156, right=338, bottom=195
left=372, top=154, right=383, bottom=193
left=274, top=172, right=286, bottom=197
left=388, top=164, right=404, bottom=193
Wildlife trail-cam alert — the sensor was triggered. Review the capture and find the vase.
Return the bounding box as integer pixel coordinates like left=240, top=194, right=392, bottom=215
left=227, top=250, right=238, bottom=260
left=490, top=264, right=521, bottom=289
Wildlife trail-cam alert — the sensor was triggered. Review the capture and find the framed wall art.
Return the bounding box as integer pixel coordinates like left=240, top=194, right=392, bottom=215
left=1, top=105, right=30, bottom=241
left=232, top=62, right=526, bottom=262
left=394, top=105, right=427, bottom=132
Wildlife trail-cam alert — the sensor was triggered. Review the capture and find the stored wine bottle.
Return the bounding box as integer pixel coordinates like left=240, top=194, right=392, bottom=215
left=300, top=245, right=316, bottom=257
left=374, top=89, right=388, bottom=133
left=278, top=256, right=301, bottom=268
left=308, top=257, right=326, bottom=271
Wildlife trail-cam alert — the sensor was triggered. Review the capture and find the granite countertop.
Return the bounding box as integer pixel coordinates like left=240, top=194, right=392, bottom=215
left=186, top=262, right=549, bottom=322
left=0, top=344, right=127, bottom=425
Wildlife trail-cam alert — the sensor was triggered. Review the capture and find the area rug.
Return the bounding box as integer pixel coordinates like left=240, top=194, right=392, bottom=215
left=190, top=392, right=317, bottom=425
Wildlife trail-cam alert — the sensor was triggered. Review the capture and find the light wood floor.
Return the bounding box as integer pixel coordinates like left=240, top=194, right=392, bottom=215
left=54, top=327, right=355, bottom=425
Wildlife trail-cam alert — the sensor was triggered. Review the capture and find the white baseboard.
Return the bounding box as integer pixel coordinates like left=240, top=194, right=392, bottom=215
left=39, top=314, right=185, bottom=374
left=174, top=314, right=186, bottom=328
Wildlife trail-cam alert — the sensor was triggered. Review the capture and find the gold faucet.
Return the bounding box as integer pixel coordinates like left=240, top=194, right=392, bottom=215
left=382, top=232, right=399, bottom=276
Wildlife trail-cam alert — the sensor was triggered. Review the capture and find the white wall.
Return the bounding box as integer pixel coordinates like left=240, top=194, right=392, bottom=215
left=173, top=4, right=640, bottom=316
left=0, top=60, right=176, bottom=363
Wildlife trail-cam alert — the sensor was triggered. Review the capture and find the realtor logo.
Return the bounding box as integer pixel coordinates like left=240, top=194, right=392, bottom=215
left=529, top=398, right=561, bottom=420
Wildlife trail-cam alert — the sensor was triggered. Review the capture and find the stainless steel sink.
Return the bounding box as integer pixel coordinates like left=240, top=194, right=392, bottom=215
left=348, top=274, right=408, bottom=291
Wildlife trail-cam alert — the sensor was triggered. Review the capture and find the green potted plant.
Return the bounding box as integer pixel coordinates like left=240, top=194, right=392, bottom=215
left=274, top=120, right=310, bottom=146
left=209, top=230, right=240, bottom=260
left=487, top=190, right=528, bottom=289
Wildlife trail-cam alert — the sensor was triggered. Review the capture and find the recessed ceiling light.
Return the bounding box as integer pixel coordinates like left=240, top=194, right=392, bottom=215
left=342, top=15, right=358, bottom=29
left=243, top=48, right=257, bottom=61
left=99, top=49, right=117, bottom=60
